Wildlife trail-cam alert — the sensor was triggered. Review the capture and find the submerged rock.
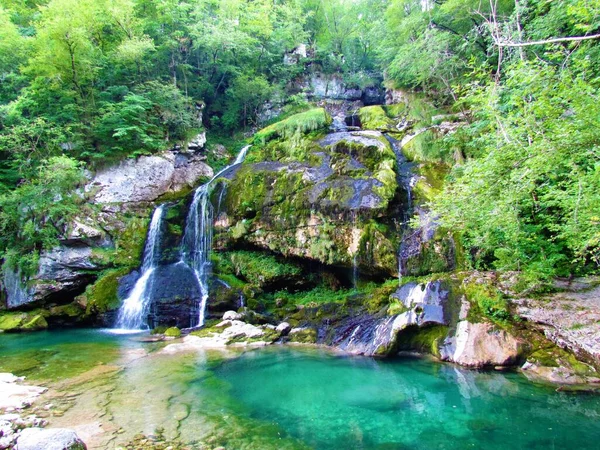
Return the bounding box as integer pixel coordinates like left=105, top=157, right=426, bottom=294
left=0, top=373, right=47, bottom=411
left=16, top=428, right=86, bottom=450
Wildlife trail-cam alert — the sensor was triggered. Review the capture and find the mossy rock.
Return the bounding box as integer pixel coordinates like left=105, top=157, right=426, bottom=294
left=0, top=312, right=26, bottom=331
left=358, top=105, right=396, bottom=130
left=85, top=268, right=130, bottom=315
left=288, top=327, right=318, bottom=344
left=253, top=108, right=332, bottom=145
left=164, top=327, right=182, bottom=338
left=21, top=314, right=48, bottom=331
left=396, top=325, right=449, bottom=357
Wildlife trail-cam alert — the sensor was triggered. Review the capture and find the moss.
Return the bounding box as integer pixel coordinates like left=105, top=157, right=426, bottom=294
left=0, top=312, right=26, bottom=331
left=227, top=251, right=303, bottom=287
left=152, top=325, right=168, bottom=335
left=49, top=303, right=85, bottom=318
left=357, top=221, right=398, bottom=276
left=363, top=279, right=401, bottom=313
left=217, top=273, right=247, bottom=289
left=164, top=327, right=182, bottom=338
left=527, top=336, right=597, bottom=377
left=253, top=108, right=332, bottom=145
left=464, top=282, right=512, bottom=326
left=114, top=216, right=150, bottom=269
left=358, top=105, right=395, bottom=130
left=156, top=185, right=195, bottom=203
left=288, top=327, right=318, bottom=344
left=403, top=231, right=456, bottom=277
left=85, top=268, right=130, bottom=314
left=396, top=325, right=449, bottom=357
left=21, top=314, right=48, bottom=331
left=383, top=103, right=407, bottom=119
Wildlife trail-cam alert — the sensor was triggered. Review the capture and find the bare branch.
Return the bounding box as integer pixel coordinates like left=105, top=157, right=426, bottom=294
left=497, top=33, right=600, bottom=47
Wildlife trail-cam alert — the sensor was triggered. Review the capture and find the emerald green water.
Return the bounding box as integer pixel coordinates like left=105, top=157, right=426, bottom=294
left=1, top=330, right=600, bottom=449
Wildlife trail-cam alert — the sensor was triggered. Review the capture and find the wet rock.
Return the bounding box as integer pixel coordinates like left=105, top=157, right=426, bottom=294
left=16, top=428, right=86, bottom=450
left=440, top=321, right=520, bottom=368
left=162, top=320, right=274, bottom=351
left=222, top=129, right=398, bottom=275
left=390, top=281, right=449, bottom=331
left=276, top=322, right=291, bottom=335
left=144, top=263, right=201, bottom=329
left=185, top=132, right=206, bottom=152
left=521, top=362, right=584, bottom=385
left=34, top=246, right=99, bottom=303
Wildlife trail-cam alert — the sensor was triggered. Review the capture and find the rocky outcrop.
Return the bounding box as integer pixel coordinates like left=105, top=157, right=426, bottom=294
left=161, top=318, right=283, bottom=351
left=515, top=285, right=600, bottom=364
left=220, top=129, right=399, bottom=275
left=292, top=73, right=384, bottom=105
left=87, top=151, right=213, bottom=204
left=0, top=374, right=47, bottom=411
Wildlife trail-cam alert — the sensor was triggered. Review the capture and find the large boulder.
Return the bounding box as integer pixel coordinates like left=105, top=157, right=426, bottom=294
left=16, top=428, right=86, bottom=450
left=87, top=151, right=212, bottom=204
left=440, top=321, right=521, bottom=368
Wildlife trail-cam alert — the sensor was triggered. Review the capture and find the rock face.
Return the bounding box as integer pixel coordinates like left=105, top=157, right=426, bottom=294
left=1, top=146, right=213, bottom=320
left=515, top=285, right=600, bottom=364
left=34, top=246, right=99, bottom=303
left=87, top=151, right=212, bottom=204
left=16, top=428, right=86, bottom=450
left=220, top=129, right=399, bottom=275
left=296, top=74, right=384, bottom=105
left=440, top=321, right=521, bottom=368
left=329, top=281, right=450, bottom=356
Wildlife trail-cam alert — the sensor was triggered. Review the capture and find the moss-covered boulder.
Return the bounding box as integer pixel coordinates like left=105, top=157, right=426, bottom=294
left=219, top=117, right=400, bottom=276
left=164, top=327, right=182, bottom=338
left=288, top=327, right=318, bottom=344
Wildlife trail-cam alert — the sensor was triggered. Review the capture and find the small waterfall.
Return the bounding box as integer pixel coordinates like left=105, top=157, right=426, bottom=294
left=115, top=204, right=166, bottom=330
left=2, top=266, right=33, bottom=309
left=181, top=145, right=251, bottom=327
left=384, top=134, right=418, bottom=284
left=352, top=254, right=359, bottom=290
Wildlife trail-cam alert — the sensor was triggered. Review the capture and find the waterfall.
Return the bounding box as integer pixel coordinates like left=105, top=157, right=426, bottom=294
left=384, top=134, right=418, bottom=284
left=115, top=204, right=166, bottom=330
left=180, top=145, right=251, bottom=328
left=2, top=266, right=33, bottom=309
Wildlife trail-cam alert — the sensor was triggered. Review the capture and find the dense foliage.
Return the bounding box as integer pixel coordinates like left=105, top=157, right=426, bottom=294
left=375, top=0, right=600, bottom=285
left=0, top=0, right=598, bottom=286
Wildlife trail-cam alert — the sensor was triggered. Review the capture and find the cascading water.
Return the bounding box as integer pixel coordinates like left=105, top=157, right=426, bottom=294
left=115, top=204, right=166, bottom=330
left=180, top=145, right=251, bottom=328
left=384, top=134, right=418, bottom=284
